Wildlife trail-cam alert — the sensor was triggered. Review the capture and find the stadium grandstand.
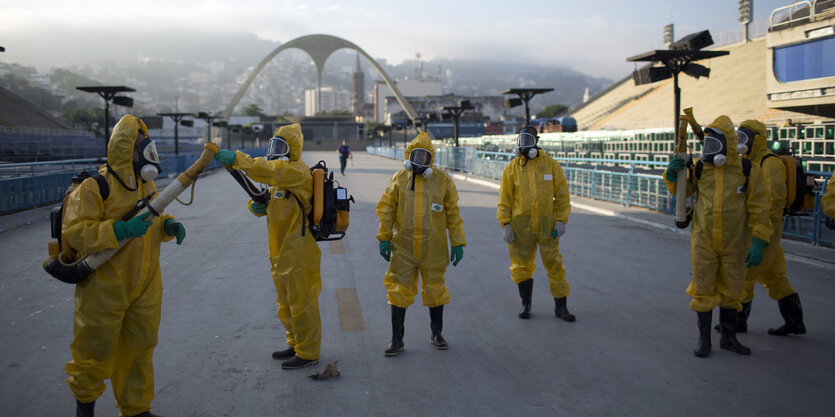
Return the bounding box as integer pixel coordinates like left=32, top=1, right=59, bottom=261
left=555, top=1, right=835, bottom=173
left=0, top=85, right=104, bottom=162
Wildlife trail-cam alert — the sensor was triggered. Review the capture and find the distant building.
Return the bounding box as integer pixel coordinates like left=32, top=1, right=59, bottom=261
left=305, top=86, right=351, bottom=116
left=384, top=94, right=506, bottom=126
left=374, top=77, right=443, bottom=123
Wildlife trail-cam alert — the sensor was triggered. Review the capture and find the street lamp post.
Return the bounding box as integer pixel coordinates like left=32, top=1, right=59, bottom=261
left=626, top=30, right=728, bottom=145
left=197, top=112, right=221, bottom=143
left=441, top=100, right=475, bottom=147
left=76, top=86, right=136, bottom=152
left=157, top=112, right=194, bottom=155
left=212, top=120, right=229, bottom=148
left=500, top=88, right=554, bottom=126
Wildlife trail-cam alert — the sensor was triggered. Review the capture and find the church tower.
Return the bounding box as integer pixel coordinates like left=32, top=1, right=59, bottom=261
left=351, top=53, right=365, bottom=116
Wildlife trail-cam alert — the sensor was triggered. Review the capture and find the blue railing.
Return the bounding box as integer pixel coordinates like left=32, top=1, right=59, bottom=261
left=0, top=147, right=265, bottom=215
left=367, top=146, right=833, bottom=246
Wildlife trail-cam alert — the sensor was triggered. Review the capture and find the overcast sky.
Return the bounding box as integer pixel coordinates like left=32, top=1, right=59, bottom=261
left=0, top=0, right=792, bottom=79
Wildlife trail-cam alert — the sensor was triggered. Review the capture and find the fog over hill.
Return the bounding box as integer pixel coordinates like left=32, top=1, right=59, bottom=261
left=2, top=28, right=612, bottom=116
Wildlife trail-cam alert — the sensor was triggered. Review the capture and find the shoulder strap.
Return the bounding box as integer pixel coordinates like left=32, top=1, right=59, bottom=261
left=92, top=173, right=109, bottom=200
left=695, top=160, right=703, bottom=180
left=740, top=158, right=751, bottom=193
left=290, top=192, right=306, bottom=237
left=760, top=152, right=777, bottom=167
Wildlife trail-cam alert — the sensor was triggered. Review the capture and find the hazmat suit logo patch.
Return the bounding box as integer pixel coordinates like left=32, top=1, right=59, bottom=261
left=274, top=190, right=286, bottom=199
left=431, top=203, right=443, bottom=212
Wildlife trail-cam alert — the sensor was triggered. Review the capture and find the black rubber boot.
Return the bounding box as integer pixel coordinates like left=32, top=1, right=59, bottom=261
left=132, top=412, right=163, bottom=417
left=384, top=305, right=406, bottom=356
left=271, top=346, right=295, bottom=360
left=429, top=305, right=448, bottom=350
left=737, top=302, right=752, bottom=333
left=768, top=293, right=806, bottom=336
left=719, top=308, right=751, bottom=355
left=694, top=311, right=712, bottom=358
left=517, top=279, right=533, bottom=319
left=281, top=356, right=319, bottom=370
left=76, top=400, right=95, bottom=417
left=554, top=297, right=575, bottom=322
left=714, top=301, right=751, bottom=333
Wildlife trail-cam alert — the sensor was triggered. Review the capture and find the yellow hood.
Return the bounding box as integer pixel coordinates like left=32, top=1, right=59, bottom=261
left=404, top=132, right=435, bottom=167
left=739, top=119, right=768, bottom=160
left=706, top=115, right=740, bottom=163
left=273, top=123, right=303, bottom=161
left=107, top=114, right=143, bottom=175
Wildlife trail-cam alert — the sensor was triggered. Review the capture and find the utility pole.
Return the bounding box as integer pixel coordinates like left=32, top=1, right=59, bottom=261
left=157, top=112, right=194, bottom=155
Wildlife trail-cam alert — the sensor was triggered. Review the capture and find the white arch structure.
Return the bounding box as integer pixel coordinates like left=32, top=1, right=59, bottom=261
left=221, top=34, right=419, bottom=125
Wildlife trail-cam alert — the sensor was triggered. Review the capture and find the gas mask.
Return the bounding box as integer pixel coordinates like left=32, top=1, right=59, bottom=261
left=133, top=136, right=161, bottom=182
left=266, top=135, right=290, bottom=162
left=403, top=148, right=433, bottom=178
left=700, top=127, right=728, bottom=167
left=736, top=126, right=756, bottom=156
left=513, top=131, right=539, bottom=160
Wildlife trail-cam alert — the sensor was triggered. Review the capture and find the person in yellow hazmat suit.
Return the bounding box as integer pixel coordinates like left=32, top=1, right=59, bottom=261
left=64, top=115, right=185, bottom=417
left=823, top=179, right=835, bottom=227
left=376, top=132, right=466, bottom=356
left=665, top=115, right=772, bottom=358
left=497, top=126, right=574, bottom=322
left=213, top=123, right=322, bottom=370
left=733, top=120, right=806, bottom=336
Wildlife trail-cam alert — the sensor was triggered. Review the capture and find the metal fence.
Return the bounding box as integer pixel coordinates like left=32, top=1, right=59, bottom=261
left=0, top=147, right=266, bottom=214
left=367, top=146, right=833, bottom=246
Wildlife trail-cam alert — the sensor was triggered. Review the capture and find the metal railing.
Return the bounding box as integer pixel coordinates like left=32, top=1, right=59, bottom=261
left=0, top=148, right=265, bottom=215
left=367, top=146, right=834, bottom=246
left=0, top=125, right=94, bottom=137
left=770, top=1, right=814, bottom=29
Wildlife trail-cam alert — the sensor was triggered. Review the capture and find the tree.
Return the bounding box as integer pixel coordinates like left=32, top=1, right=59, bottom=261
left=241, top=103, right=265, bottom=117
left=275, top=113, right=293, bottom=124
left=537, top=104, right=568, bottom=119
left=61, top=107, right=105, bottom=134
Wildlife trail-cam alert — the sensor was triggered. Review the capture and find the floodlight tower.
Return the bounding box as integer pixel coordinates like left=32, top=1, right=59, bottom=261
left=739, top=0, right=752, bottom=43
left=76, top=86, right=136, bottom=151
left=441, top=100, right=475, bottom=147
left=500, top=88, right=554, bottom=126
left=627, top=30, right=729, bottom=141
left=196, top=112, right=221, bottom=143
left=157, top=112, right=194, bottom=155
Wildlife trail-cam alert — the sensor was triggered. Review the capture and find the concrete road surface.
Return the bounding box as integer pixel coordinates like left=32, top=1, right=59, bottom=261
left=1, top=150, right=834, bottom=416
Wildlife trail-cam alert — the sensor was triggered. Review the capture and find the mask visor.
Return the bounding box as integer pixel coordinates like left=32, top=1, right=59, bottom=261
left=266, top=136, right=290, bottom=160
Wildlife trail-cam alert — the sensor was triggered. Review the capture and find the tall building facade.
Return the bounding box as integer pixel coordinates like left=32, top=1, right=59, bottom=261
left=305, top=87, right=351, bottom=116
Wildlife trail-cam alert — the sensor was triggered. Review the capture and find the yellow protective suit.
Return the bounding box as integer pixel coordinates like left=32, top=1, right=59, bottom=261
left=823, top=179, right=835, bottom=219
left=64, top=114, right=176, bottom=417
left=231, top=123, right=322, bottom=360
left=497, top=149, right=571, bottom=297
left=739, top=120, right=794, bottom=303
left=664, top=116, right=772, bottom=312
left=376, top=133, right=466, bottom=308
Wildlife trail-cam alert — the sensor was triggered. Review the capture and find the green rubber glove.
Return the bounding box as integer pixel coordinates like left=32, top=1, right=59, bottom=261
left=250, top=200, right=267, bottom=215
left=450, top=245, right=463, bottom=266
left=113, top=212, right=153, bottom=241
left=163, top=218, right=186, bottom=245
left=214, top=150, right=237, bottom=165
left=379, top=240, right=391, bottom=262
left=744, top=237, right=768, bottom=267
left=665, top=157, right=687, bottom=182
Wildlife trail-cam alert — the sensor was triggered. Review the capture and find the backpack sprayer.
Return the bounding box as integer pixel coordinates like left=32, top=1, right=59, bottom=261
left=43, top=143, right=220, bottom=283
left=674, top=114, right=691, bottom=229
